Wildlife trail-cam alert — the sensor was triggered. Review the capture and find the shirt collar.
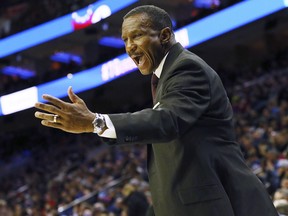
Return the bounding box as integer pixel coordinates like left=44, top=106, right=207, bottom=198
left=154, top=52, right=169, bottom=78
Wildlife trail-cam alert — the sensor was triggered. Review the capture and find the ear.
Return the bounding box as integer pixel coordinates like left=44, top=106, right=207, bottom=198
left=159, top=27, right=172, bottom=45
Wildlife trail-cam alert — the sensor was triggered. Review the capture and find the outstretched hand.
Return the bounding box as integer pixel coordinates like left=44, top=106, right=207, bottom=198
left=34, top=86, right=95, bottom=133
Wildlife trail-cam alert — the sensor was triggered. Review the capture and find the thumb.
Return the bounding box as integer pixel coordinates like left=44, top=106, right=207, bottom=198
left=68, top=86, right=82, bottom=103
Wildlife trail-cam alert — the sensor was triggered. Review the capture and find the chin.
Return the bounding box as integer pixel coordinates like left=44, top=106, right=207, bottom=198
left=139, top=70, right=153, bottom=76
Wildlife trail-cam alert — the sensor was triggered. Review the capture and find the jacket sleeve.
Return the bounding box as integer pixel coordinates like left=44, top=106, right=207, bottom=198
left=107, top=58, right=211, bottom=145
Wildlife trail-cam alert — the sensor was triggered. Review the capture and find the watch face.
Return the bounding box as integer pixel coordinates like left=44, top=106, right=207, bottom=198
left=95, top=117, right=105, bottom=128
left=93, top=114, right=106, bottom=134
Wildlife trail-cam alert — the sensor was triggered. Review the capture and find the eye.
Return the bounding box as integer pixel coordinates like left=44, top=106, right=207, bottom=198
left=133, top=33, right=143, bottom=39
left=122, top=37, right=127, bottom=43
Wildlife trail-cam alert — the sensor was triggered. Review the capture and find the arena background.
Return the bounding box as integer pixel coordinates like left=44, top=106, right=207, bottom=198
left=0, top=0, right=288, bottom=215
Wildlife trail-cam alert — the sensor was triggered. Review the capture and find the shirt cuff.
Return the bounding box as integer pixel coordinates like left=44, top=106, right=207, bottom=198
left=98, top=114, right=117, bottom=139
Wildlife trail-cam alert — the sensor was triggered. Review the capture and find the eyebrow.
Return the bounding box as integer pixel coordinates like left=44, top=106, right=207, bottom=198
left=121, top=29, right=144, bottom=39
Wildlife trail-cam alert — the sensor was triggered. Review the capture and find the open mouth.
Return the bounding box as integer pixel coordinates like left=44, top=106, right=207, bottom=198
left=134, top=56, right=141, bottom=65
left=132, top=55, right=141, bottom=65
left=132, top=55, right=145, bottom=67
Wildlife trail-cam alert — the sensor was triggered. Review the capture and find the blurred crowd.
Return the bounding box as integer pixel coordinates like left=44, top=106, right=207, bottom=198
left=0, top=129, right=150, bottom=216
left=221, top=47, right=288, bottom=214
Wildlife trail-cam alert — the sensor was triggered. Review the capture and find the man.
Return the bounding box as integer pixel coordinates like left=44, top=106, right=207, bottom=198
left=35, top=5, right=278, bottom=216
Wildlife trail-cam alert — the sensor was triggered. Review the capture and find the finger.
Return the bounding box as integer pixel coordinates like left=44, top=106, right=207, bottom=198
left=35, top=102, right=63, bottom=115
left=42, top=94, right=67, bottom=109
left=41, top=120, right=63, bottom=130
left=68, top=86, right=83, bottom=104
left=35, top=111, right=61, bottom=123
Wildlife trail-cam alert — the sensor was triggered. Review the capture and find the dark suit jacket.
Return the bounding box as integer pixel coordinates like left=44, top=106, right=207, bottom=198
left=107, top=43, right=278, bottom=216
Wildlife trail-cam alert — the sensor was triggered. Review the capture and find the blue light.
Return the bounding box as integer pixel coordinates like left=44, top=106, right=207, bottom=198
left=194, top=0, right=220, bottom=9
left=98, top=37, right=125, bottom=48
left=1, top=66, right=35, bottom=79
left=37, top=65, right=105, bottom=101
left=0, top=15, right=72, bottom=59
left=0, top=0, right=138, bottom=58
left=37, top=53, right=135, bottom=103
left=50, top=52, right=83, bottom=65
left=182, top=0, right=288, bottom=47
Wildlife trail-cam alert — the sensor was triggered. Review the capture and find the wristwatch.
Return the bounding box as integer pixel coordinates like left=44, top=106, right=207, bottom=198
left=92, top=113, right=107, bottom=134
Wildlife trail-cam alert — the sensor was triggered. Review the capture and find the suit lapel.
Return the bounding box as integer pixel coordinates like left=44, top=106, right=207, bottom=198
left=162, top=43, right=184, bottom=77
left=153, top=43, right=184, bottom=103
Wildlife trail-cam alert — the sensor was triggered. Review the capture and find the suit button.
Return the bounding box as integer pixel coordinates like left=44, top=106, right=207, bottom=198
left=125, top=136, right=131, bottom=142
left=124, top=136, right=138, bottom=142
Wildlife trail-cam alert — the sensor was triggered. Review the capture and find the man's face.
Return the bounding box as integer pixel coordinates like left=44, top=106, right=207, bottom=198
left=121, top=13, right=165, bottom=75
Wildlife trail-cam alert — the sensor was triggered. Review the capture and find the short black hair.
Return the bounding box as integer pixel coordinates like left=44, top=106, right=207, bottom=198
left=123, top=5, right=173, bottom=31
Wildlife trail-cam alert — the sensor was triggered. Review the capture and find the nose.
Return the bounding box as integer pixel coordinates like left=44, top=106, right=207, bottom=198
left=125, top=39, right=136, bottom=53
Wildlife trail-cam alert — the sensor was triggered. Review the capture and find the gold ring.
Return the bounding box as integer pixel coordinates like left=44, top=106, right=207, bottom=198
left=53, top=115, right=58, bottom=123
